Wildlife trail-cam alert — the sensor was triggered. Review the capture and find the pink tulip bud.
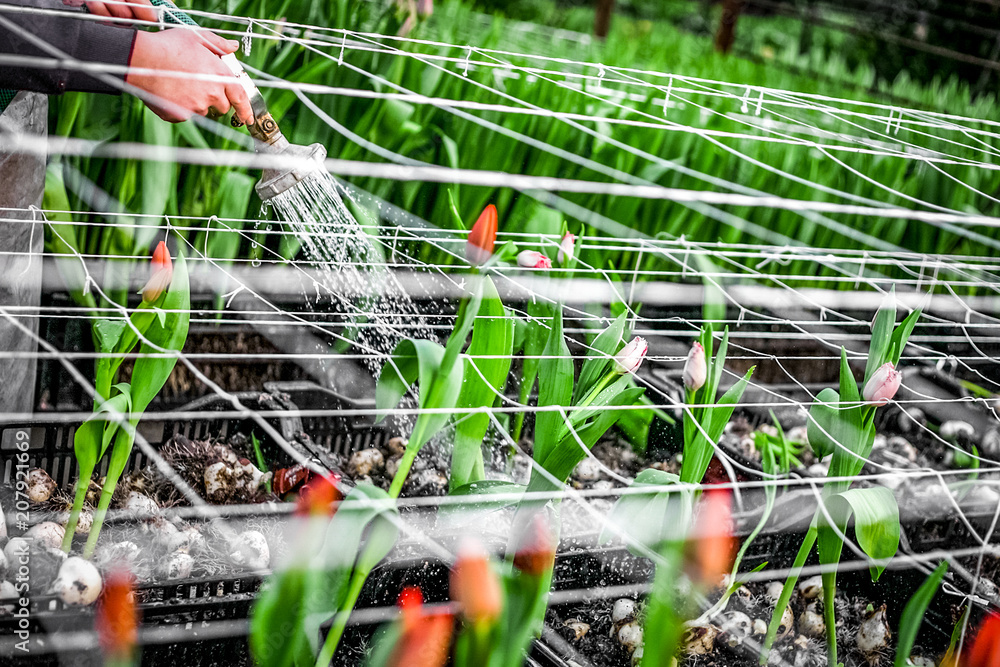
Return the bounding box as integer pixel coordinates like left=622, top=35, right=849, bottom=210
left=683, top=342, right=708, bottom=391
left=417, top=0, right=432, bottom=16
left=614, top=336, right=648, bottom=375
left=141, top=241, right=173, bottom=303
left=557, top=232, right=576, bottom=264
left=516, top=250, right=552, bottom=270
left=862, top=362, right=901, bottom=406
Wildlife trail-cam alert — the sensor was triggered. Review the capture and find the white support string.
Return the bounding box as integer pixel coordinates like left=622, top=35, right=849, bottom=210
left=2, top=5, right=1000, bottom=656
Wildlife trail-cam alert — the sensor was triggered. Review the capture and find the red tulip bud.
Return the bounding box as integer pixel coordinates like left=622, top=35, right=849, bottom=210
left=390, top=587, right=454, bottom=667
left=966, top=611, right=1000, bottom=667
left=685, top=490, right=737, bottom=588
left=466, top=205, right=497, bottom=266
left=294, top=473, right=341, bottom=517
left=96, top=567, right=138, bottom=662
left=513, top=514, right=556, bottom=576
left=141, top=241, right=173, bottom=303
left=683, top=342, right=707, bottom=391
left=450, top=538, right=502, bottom=625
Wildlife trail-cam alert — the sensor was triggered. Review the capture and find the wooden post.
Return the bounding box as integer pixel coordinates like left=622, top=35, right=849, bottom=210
left=715, top=0, right=743, bottom=54
left=595, top=0, right=615, bottom=39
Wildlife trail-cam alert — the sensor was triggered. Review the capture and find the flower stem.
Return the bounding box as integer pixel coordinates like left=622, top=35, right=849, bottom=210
left=84, top=479, right=119, bottom=559
left=760, top=521, right=817, bottom=664
left=388, top=448, right=417, bottom=498
left=822, top=570, right=839, bottom=667
left=576, top=371, right=615, bottom=411
left=313, top=563, right=372, bottom=667
left=387, top=414, right=431, bottom=498
left=61, top=469, right=92, bottom=552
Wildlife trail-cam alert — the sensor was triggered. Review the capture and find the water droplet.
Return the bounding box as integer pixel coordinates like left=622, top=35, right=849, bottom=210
left=251, top=258, right=262, bottom=268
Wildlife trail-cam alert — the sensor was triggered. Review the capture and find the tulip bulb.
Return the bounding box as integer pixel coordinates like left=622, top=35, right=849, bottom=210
left=53, top=557, right=103, bottom=606
left=683, top=342, right=707, bottom=391
left=614, top=336, right=648, bottom=375
left=863, top=362, right=901, bottom=406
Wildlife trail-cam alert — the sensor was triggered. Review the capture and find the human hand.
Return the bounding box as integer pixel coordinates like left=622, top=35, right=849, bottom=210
left=62, top=0, right=159, bottom=23
left=125, top=27, right=255, bottom=125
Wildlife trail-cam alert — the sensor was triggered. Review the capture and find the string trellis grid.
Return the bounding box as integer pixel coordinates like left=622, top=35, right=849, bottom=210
left=1, top=2, right=1000, bottom=662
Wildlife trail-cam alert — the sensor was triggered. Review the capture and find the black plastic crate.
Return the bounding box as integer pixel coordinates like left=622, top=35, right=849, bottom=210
left=0, top=383, right=390, bottom=663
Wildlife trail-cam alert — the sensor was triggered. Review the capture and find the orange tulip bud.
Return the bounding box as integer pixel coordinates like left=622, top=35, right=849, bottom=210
left=389, top=587, right=454, bottom=667
left=966, top=612, right=1000, bottom=667
left=96, top=567, right=138, bottom=661
left=513, top=514, right=556, bottom=577
left=685, top=490, right=737, bottom=587
left=465, top=205, right=497, bottom=266
left=450, top=539, right=502, bottom=625
left=141, top=241, right=173, bottom=303
left=294, top=473, right=341, bottom=517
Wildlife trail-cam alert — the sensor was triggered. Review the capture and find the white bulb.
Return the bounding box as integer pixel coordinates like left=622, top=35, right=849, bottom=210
left=612, top=598, right=637, bottom=624
left=53, top=557, right=103, bottom=606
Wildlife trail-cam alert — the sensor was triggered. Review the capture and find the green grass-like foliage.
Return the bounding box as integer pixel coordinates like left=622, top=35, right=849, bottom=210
left=43, top=0, right=1000, bottom=303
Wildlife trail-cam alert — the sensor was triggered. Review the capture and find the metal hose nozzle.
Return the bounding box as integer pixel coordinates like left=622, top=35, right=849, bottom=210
left=220, top=54, right=327, bottom=201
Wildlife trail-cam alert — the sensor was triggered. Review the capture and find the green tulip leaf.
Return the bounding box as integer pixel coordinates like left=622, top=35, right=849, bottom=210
left=894, top=562, right=948, bottom=667
left=818, top=486, right=900, bottom=581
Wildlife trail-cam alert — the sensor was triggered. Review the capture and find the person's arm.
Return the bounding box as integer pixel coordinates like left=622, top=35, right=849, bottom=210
left=0, top=0, right=253, bottom=124
left=0, top=0, right=137, bottom=94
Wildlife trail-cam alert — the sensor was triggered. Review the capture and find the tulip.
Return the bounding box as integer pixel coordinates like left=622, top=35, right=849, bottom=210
left=516, top=250, right=552, bottom=270
left=96, top=567, right=138, bottom=663
left=141, top=241, right=173, bottom=303
left=294, top=473, right=341, bottom=517
left=513, top=514, right=556, bottom=576
left=613, top=336, right=648, bottom=375
left=557, top=232, right=576, bottom=264
left=685, top=489, right=737, bottom=587
left=389, top=587, right=454, bottom=667
left=417, top=0, right=432, bottom=16
left=683, top=342, right=707, bottom=391
left=450, top=538, right=502, bottom=625
left=465, top=205, right=497, bottom=266
left=862, top=362, right=901, bottom=406
left=965, top=611, right=1000, bottom=667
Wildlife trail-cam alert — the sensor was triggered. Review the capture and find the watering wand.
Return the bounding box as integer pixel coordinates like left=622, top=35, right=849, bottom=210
left=148, top=0, right=327, bottom=201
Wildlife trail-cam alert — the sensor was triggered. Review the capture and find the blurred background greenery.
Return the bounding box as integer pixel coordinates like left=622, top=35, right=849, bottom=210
left=43, top=0, right=1000, bottom=301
